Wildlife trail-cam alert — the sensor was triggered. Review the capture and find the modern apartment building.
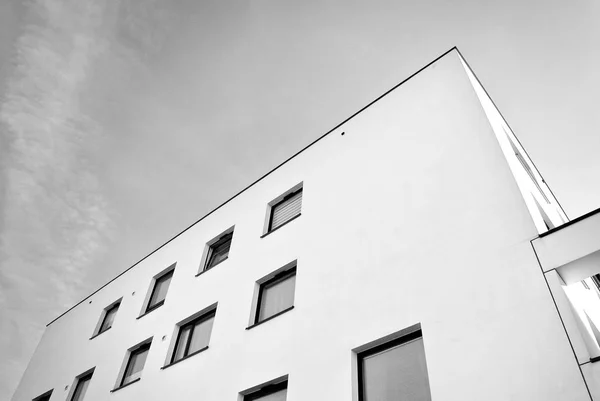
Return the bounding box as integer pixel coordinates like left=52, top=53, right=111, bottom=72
left=12, top=47, right=600, bottom=401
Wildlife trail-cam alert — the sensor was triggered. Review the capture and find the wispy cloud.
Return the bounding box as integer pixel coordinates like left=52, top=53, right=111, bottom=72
left=0, top=0, right=115, bottom=397
left=0, top=0, right=178, bottom=397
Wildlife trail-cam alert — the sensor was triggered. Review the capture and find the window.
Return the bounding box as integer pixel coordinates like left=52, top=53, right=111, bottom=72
left=592, top=274, right=600, bottom=290
left=357, top=329, right=432, bottom=401
left=171, top=309, right=216, bottom=364
left=268, top=187, right=302, bottom=232
left=255, top=267, right=296, bottom=324
left=70, top=372, right=93, bottom=401
left=244, top=380, right=287, bottom=401
left=97, top=302, right=120, bottom=335
left=32, top=390, right=52, bottom=401
left=146, top=269, right=173, bottom=313
left=120, top=342, right=151, bottom=387
left=204, top=231, right=233, bottom=271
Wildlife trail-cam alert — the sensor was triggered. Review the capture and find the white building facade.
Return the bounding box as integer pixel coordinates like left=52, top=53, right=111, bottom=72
left=12, top=48, right=600, bottom=401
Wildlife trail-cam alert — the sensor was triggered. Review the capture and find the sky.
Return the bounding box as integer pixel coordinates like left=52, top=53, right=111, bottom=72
left=0, top=0, right=599, bottom=398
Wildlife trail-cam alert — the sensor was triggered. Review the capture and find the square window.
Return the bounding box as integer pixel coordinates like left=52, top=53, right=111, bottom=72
left=93, top=301, right=120, bottom=337
left=120, top=342, right=151, bottom=387
left=146, top=269, right=174, bottom=313
left=204, top=231, right=233, bottom=272
left=357, top=329, right=432, bottom=401
left=255, top=267, right=296, bottom=324
left=171, top=308, right=216, bottom=364
left=70, top=372, right=93, bottom=401
left=244, top=380, right=287, bottom=401
left=266, top=186, right=302, bottom=233
left=32, top=390, right=53, bottom=401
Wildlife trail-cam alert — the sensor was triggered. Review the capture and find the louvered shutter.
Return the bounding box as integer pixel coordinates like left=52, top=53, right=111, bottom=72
left=270, top=189, right=302, bottom=230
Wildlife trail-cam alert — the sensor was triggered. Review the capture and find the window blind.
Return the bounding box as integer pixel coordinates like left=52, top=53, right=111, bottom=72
left=270, top=189, right=302, bottom=231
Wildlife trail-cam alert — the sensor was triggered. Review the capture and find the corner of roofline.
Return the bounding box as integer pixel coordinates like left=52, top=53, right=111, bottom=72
left=45, top=45, right=461, bottom=328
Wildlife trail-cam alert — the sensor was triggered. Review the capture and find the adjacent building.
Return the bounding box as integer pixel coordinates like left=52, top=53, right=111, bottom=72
left=12, top=47, right=600, bottom=401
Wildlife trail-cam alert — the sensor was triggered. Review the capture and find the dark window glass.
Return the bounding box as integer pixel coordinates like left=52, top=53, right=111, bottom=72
left=245, top=381, right=287, bottom=401
left=99, top=302, right=120, bottom=333
left=33, top=390, right=53, bottom=401
left=269, top=189, right=302, bottom=231
left=146, top=270, right=173, bottom=312
left=172, top=310, right=216, bottom=363
left=592, top=274, right=600, bottom=290
left=358, top=330, right=432, bottom=401
left=256, top=268, right=296, bottom=323
left=204, top=232, right=233, bottom=271
left=71, top=372, right=92, bottom=401
left=122, top=343, right=150, bottom=386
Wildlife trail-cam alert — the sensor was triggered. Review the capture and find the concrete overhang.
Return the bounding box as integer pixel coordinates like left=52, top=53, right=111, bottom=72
left=532, top=207, right=600, bottom=274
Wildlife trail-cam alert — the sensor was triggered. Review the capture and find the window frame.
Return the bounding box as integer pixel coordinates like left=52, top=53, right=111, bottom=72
left=205, top=232, right=233, bottom=270
left=356, top=328, right=428, bottom=401
left=244, top=380, right=288, bottom=401
left=91, top=299, right=121, bottom=339
left=169, top=308, right=216, bottom=365
left=146, top=270, right=173, bottom=312
left=32, top=389, right=53, bottom=401
left=114, top=340, right=152, bottom=390
left=262, top=183, right=303, bottom=237
left=68, top=369, right=94, bottom=401
left=254, top=266, right=297, bottom=325
left=268, top=188, right=303, bottom=232
left=99, top=302, right=120, bottom=333
left=139, top=264, right=176, bottom=318
left=198, top=227, right=235, bottom=276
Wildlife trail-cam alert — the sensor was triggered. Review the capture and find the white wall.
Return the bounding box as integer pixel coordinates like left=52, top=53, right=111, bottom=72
left=13, top=51, right=590, bottom=401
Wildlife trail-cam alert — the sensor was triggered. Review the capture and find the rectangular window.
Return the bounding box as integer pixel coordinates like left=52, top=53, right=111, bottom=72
left=255, top=267, right=296, bottom=324
left=269, top=188, right=302, bottom=232
left=121, top=342, right=151, bottom=386
left=70, top=372, right=93, bottom=401
left=172, top=309, right=216, bottom=363
left=146, top=270, right=173, bottom=312
left=204, top=232, right=233, bottom=271
left=98, top=302, right=120, bottom=334
left=244, top=381, right=287, bottom=401
left=32, top=390, right=53, bottom=401
left=357, top=329, right=432, bottom=401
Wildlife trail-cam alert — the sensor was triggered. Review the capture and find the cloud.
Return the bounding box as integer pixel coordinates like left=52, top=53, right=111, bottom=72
left=0, top=0, right=115, bottom=398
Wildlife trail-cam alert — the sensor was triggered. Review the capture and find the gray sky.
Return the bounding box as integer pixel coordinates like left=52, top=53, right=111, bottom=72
left=0, top=0, right=599, bottom=398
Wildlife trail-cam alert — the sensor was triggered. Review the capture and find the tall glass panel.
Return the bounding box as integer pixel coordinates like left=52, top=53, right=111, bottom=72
left=173, top=326, right=192, bottom=362
left=188, top=315, right=215, bottom=354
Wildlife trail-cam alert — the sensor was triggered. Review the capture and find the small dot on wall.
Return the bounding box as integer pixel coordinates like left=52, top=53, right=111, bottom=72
left=64, top=385, right=69, bottom=391
left=162, top=335, right=167, bottom=341
left=132, top=291, right=135, bottom=296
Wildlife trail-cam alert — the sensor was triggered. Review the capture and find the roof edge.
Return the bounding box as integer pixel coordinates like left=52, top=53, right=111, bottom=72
left=454, top=47, right=570, bottom=223
left=538, top=206, right=600, bottom=238
left=46, top=46, right=458, bottom=327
